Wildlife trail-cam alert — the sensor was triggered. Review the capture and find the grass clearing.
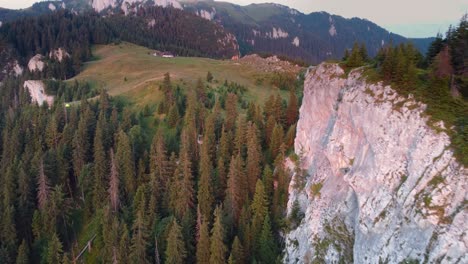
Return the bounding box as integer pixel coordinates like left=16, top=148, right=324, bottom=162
left=71, top=42, right=291, bottom=108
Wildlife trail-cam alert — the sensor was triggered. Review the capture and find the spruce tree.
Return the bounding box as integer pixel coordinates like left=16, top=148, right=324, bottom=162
left=209, top=206, right=227, bottom=264
left=246, top=123, right=261, bottom=197
left=258, top=215, right=277, bottom=264
left=116, top=130, right=135, bottom=199
left=16, top=239, right=29, bottom=264
left=196, top=218, right=210, bottom=264
left=197, top=141, right=214, bottom=222
left=130, top=209, right=149, bottom=264
left=108, top=149, right=120, bottom=212
left=47, top=232, right=63, bottom=264
left=229, top=236, right=245, bottom=264
left=286, top=89, right=299, bottom=127
left=165, top=220, right=187, bottom=264
left=250, top=180, right=269, bottom=244
left=269, top=124, right=284, bottom=159
left=93, top=113, right=107, bottom=210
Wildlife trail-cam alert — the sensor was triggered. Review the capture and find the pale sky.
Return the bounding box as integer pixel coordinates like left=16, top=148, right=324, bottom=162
left=1, top=0, right=466, bottom=38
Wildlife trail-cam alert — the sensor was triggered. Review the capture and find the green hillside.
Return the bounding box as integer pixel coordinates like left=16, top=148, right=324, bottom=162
left=72, top=42, right=298, bottom=106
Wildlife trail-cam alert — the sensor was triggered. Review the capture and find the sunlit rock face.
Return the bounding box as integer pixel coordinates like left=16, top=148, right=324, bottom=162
left=285, top=63, right=467, bottom=263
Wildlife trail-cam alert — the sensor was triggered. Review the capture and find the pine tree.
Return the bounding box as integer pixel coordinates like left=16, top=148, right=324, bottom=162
left=167, top=104, right=180, bottom=128
left=119, top=224, right=130, bottom=263
left=116, top=130, right=135, bottom=199
left=347, top=42, right=364, bottom=68
left=169, top=148, right=194, bottom=220
left=16, top=239, right=29, bottom=264
left=37, top=158, right=50, bottom=210
left=209, top=206, right=227, bottom=264
left=196, top=218, right=210, bottom=264
left=149, top=130, right=170, bottom=213
left=197, top=141, right=214, bottom=222
left=130, top=209, right=149, bottom=264
left=108, top=149, right=120, bottom=212
left=238, top=206, right=252, bottom=261
left=246, top=123, right=261, bottom=197
left=258, top=215, right=277, bottom=264
left=229, top=236, right=244, bottom=264
left=286, top=89, right=299, bottom=127
left=269, top=124, right=284, bottom=159
left=93, top=113, right=107, bottom=210
left=165, top=220, right=187, bottom=264
left=359, top=43, right=368, bottom=62
left=250, top=180, right=269, bottom=244
left=224, top=154, right=246, bottom=224
left=47, top=232, right=63, bottom=264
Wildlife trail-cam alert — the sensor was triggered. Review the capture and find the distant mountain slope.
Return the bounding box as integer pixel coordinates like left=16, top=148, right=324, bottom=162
left=183, top=1, right=434, bottom=63
left=0, top=7, right=239, bottom=82
left=0, top=0, right=434, bottom=64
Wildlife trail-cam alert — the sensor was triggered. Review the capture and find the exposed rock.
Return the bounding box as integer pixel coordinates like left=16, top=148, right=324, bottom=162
left=198, top=9, right=216, bottom=21
left=48, top=3, right=56, bottom=11
left=28, top=54, right=45, bottom=72
left=92, top=0, right=117, bottom=13
left=271, top=27, right=289, bottom=39
left=117, top=0, right=182, bottom=14
left=239, top=54, right=302, bottom=73
left=148, top=18, right=156, bottom=28
left=292, top=37, right=300, bottom=47
left=49, top=48, right=70, bottom=62
left=13, top=61, right=23, bottom=76
left=329, top=24, right=337, bottom=37
left=285, top=63, right=467, bottom=263
left=24, top=80, right=54, bottom=106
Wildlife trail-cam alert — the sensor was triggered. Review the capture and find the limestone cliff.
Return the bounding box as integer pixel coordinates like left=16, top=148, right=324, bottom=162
left=285, top=63, right=467, bottom=263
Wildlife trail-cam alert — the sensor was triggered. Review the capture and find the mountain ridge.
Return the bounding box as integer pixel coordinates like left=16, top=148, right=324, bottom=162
left=0, top=0, right=435, bottom=64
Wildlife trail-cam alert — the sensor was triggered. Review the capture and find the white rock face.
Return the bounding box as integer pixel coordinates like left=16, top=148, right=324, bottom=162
left=48, top=3, right=56, bottom=11
left=285, top=63, right=467, bottom=263
left=329, top=24, right=337, bottom=37
left=92, top=0, right=116, bottom=12
left=28, top=54, right=45, bottom=72
left=49, top=48, right=70, bottom=62
left=292, top=37, right=300, bottom=47
left=120, top=0, right=182, bottom=15
left=271, top=27, right=289, bottom=39
left=13, top=61, right=23, bottom=76
left=198, top=9, right=216, bottom=21
left=24, top=80, right=54, bottom=106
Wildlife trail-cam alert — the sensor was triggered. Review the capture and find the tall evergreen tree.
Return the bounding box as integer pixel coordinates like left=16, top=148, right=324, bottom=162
left=130, top=209, right=149, bottom=264
left=165, top=220, right=187, bottom=264
left=116, top=130, right=135, bottom=199
left=246, top=123, right=261, bottom=197
left=258, top=215, right=277, bottom=264
left=197, top=140, right=214, bottom=222
left=209, top=206, right=227, bottom=264
left=196, top=218, right=210, bottom=264
left=93, top=113, right=107, bottom=210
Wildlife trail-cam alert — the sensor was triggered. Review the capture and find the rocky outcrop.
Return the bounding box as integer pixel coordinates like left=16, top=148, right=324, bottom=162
left=49, top=48, right=70, bottom=62
left=92, top=0, right=182, bottom=13
left=24, top=80, right=54, bottom=106
left=285, top=63, right=467, bottom=263
left=28, top=54, right=45, bottom=72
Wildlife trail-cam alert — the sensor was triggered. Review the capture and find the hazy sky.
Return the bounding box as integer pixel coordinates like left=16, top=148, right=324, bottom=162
left=1, top=0, right=466, bottom=38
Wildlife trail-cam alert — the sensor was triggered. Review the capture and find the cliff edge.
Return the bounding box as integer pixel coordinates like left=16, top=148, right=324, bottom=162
left=285, top=63, right=467, bottom=263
